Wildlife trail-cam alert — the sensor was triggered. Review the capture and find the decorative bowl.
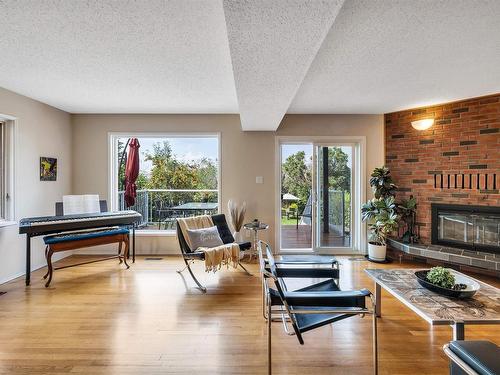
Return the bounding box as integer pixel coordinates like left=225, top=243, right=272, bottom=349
left=415, top=270, right=480, bottom=299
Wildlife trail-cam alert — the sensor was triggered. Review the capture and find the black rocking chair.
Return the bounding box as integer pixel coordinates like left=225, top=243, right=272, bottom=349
left=260, top=241, right=378, bottom=375
left=176, top=213, right=252, bottom=292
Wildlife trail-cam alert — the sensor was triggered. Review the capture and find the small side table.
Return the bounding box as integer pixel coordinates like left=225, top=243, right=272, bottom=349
left=243, top=222, right=269, bottom=261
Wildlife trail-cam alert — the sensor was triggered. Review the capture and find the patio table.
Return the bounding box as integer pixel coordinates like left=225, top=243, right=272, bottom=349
left=170, top=202, right=218, bottom=215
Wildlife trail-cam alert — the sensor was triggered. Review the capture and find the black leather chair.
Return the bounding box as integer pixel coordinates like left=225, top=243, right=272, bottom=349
left=176, top=213, right=252, bottom=292
left=260, top=241, right=378, bottom=375
left=443, top=341, right=500, bottom=375
left=257, top=241, right=339, bottom=321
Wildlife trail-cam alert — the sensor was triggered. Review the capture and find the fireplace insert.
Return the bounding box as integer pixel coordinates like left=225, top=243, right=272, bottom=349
left=431, top=204, right=500, bottom=254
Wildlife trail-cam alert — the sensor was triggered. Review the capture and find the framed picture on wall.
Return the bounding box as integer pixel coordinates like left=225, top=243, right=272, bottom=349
left=40, top=157, right=57, bottom=181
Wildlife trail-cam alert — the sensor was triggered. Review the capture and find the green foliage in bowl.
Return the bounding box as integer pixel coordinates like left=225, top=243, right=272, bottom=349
left=426, top=267, right=455, bottom=289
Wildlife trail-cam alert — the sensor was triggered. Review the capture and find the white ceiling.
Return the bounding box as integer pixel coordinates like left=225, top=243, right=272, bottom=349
left=289, top=0, right=500, bottom=114
left=0, top=0, right=499, bottom=130
left=223, top=0, right=344, bottom=130
left=0, top=0, right=238, bottom=113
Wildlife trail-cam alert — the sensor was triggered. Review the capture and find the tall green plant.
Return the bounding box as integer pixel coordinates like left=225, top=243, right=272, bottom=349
left=362, top=196, right=398, bottom=245
left=369, top=166, right=397, bottom=199
left=362, top=166, right=399, bottom=245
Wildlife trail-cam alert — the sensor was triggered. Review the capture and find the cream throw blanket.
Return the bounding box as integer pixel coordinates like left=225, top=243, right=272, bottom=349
left=178, top=215, right=240, bottom=273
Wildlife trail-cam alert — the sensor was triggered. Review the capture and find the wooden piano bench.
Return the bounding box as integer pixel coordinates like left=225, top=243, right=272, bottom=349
left=42, top=227, right=130, bottom=287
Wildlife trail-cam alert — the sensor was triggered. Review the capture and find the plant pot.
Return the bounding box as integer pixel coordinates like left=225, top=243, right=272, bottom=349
left=233, top=231, right=243, bottom=243
left=368, top=242, right=386, bottom=262
left=414, top=270, right=479, bottom=299
left=233, top=231, right=246, bottom=260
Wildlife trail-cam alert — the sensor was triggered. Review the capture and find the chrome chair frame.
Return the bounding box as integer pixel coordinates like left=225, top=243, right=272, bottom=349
left=260, top=242, right=378, bottom=375
left=443, top=344, right=480, bottom=375
left=257, top=240, right=341, bottom=321
left=176, top=215, right=252, bottom=293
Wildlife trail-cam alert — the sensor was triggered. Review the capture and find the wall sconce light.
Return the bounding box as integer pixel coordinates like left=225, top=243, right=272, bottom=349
left=411, top=118, right=434, bottom=131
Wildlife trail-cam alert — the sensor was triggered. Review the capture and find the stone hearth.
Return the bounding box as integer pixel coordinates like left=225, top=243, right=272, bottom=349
left=387, top=238, right=500, bottom=277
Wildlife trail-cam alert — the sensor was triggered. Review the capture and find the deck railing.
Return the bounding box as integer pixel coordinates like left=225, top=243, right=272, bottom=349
left=280, top=190, right=350, bottom=236
left=118, top=189, right=218, bottom=229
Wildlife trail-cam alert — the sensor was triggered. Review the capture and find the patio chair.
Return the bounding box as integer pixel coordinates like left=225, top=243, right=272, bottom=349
left=261, top=242, right=378, bottom=375
left=286, top=206, right=297, bottom=220
left=297, top=194, right=312, bottom=230
left=281, top=207, right=287, bottom=220
left=176, top=213, right=252, bottom=292
left=162, top=209, right=178, bottom=230
left=152, top=199, right=170, bottom=229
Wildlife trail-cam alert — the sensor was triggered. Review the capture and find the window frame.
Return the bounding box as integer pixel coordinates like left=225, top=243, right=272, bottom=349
left=0, top=114, right=16, bottom=226
left=108, top=132, right=222, bottom=235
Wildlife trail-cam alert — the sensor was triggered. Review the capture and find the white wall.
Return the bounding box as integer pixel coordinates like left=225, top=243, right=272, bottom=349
left=71, top=113, right=384, bottom=255
left=0, top=87, right=72, bottom=284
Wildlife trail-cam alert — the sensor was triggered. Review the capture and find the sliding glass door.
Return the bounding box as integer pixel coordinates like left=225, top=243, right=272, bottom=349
left=279, top=139, right=360, bottom=253
left=313, top=144, right=353, bottom=251
left=279, top=143, right=313, bottom=250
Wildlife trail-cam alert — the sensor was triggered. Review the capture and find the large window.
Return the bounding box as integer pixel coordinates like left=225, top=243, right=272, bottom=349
left=0, top=117, right=15, bottom=225
left=110, top=134, right=220, bottom=232
left=0, top=122, right=5, bottom=219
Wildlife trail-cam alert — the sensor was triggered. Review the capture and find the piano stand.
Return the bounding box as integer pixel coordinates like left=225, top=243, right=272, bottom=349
left=131, top=225, right=136, bottom=263
left=26, top=235, right=31, bottom=286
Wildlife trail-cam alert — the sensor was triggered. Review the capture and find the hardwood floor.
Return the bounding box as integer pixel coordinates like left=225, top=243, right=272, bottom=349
left=0, top=255, right=498, bottom=374
left=281, top=225, right=350, bottom=249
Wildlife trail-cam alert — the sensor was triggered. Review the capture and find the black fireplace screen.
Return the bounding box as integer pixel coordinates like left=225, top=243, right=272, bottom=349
left=431, top=204, right=500, bottom=254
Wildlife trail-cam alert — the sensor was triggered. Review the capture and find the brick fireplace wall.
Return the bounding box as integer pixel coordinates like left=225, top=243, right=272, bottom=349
left=385, top=93, right=500, bottom=243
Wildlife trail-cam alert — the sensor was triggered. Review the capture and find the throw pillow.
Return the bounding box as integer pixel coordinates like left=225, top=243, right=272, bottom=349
left=187, top=226, right=224, bottom=250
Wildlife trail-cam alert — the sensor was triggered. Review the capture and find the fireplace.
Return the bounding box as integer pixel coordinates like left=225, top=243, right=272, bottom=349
left=431, top=204, right=500, bottom=254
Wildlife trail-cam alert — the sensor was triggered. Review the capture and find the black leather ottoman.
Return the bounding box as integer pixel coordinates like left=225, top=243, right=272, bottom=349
left=443, top=340, right=500, bottom=375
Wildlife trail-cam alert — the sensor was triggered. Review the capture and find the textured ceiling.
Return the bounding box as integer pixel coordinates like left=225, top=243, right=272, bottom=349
left=0, top=1, right=499, bottom=130
left=0, top=0, right=238, bottom=113
left=289, top=0, right=500, bottom=114
left=222, top=0, right=344, bottom=130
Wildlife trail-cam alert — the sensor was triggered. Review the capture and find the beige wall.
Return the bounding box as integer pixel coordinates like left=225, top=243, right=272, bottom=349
left=0, top=87, right=72, bottom=283
left=71, top=113, right=384, bottom=255
left=0, top=103, right=383, bottom=284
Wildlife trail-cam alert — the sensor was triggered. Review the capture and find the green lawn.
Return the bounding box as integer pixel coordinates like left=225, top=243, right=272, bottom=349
left=281, top=217, right=298, bottom=225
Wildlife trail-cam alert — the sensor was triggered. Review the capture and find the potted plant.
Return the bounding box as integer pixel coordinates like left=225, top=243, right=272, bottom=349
left=361, top=167, right=399, bottom=261
left=414, top=266, right=479, bottom=298
left=397, top=195, right=418, bottom=243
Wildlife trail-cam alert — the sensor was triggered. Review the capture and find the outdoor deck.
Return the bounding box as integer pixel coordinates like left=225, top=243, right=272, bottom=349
left=281, top=224, right=350, bottom=249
